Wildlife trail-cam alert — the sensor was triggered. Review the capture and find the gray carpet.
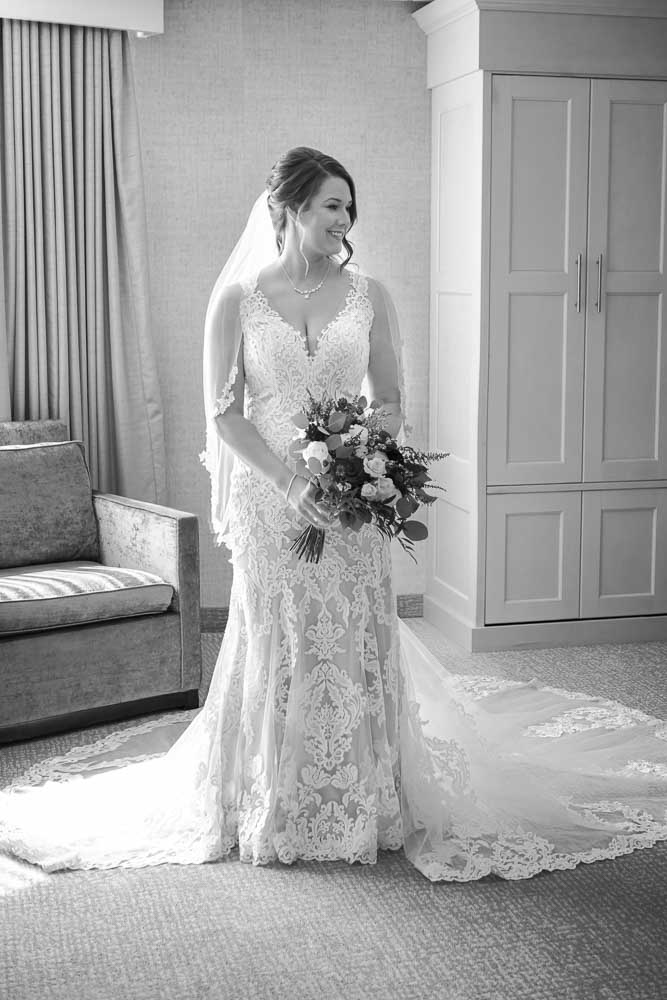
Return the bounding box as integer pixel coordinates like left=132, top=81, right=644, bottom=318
left=407, top=619, right=667, bottom=719
left=1, top=624, right=666, bottom=1000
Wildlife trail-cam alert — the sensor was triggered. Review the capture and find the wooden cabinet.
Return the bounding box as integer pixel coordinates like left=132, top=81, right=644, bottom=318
left=485, top=492, right=581, bottom=624
left=416, top=0, right=667, bottom=650
left=580, top=489, right=667, bottom=618
left=486, top=487, right=667, bottom=624
left=488, top=76, right=667, bottom=489
left=486, top=76, right=667, bottom=625
left=487, top=77, right=589, bottom=487
left=584, top=80, right=667, bottom=483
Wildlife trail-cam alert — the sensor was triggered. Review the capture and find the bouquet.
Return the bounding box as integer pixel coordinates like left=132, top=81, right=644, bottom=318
left=288, top=392, right=448, bottom=563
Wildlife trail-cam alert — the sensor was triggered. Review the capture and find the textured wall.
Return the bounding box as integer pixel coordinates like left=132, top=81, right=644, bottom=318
left=129, top=0, right=430, bottom=607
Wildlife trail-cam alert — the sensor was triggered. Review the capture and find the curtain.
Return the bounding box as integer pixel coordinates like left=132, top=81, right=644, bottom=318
left=0, top=19, right=166, bottom=501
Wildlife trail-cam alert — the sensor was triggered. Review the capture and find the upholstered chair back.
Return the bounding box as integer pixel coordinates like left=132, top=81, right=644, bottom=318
left=0, top=441, right=99, bottom=569
left=0, top=420, right=69, bottom=445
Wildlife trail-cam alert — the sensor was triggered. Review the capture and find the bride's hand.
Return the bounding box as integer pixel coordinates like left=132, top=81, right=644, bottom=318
left=286, top=475, right=335, bottom=529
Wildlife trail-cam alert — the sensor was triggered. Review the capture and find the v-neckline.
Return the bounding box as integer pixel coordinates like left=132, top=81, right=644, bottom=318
left=254, top=274, right=356, bottom=361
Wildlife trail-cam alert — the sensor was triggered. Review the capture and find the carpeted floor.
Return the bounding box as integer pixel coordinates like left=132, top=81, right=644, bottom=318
left=1, top=623, right=666, bottom=1000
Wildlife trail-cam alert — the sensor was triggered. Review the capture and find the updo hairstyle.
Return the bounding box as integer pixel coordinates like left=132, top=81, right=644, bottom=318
left=266, top=146, right=357, bottom=268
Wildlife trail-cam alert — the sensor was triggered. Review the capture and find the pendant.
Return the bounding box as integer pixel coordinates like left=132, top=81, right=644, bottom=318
left=304, top=291, right=311, bottom=299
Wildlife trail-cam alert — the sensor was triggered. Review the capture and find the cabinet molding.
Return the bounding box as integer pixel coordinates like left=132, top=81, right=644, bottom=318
left=416, top=0, right=667, bottom=33
left=415, top=1, right=667, bottom=87
left=488, top=480, right=667, bottom=494
left=414, top=1, right=478, bottom=35
left=424, top=600, right=667, bottom=653
left=476, top=1, right=667, bottom=16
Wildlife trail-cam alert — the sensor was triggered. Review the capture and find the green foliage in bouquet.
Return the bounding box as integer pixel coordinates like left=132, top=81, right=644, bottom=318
left=288, top=392, right=448, bottom=562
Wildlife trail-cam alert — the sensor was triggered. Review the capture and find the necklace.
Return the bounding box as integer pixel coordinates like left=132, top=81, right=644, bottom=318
left=280, top=257, right=331, bottom=299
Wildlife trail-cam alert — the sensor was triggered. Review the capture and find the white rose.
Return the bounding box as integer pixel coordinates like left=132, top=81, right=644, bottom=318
left=361, top=482, right=379, bottom=500
left=303, top=440, right=331, bottom=471
left=363, top=452, right=387, bottom=478
left=376, top=476, right=398, bottom=502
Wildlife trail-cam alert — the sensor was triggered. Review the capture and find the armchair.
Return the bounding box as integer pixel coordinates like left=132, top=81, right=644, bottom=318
left=0, top=427, right=201, bottom=743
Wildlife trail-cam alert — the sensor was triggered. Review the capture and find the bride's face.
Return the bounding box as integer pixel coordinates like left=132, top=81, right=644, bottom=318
left=296, top=175, right=353, bottom=258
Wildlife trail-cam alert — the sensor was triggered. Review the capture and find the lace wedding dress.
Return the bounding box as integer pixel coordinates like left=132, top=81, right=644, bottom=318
left=1, top=270, right=667, bottom=883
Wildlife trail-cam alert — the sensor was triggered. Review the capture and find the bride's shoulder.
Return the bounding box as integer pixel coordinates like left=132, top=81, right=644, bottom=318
left=210, top=282, right=243, bottom=305
left=205, top=282, right=247, bottom=336
left=354, top=272, right=391, bottom=307
left=208, top=279, right=250, bottom=313
left=361, top=274, right=381, bottom=295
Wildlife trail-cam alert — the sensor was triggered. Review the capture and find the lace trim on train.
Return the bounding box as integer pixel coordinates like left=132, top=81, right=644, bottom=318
left=525, top=703, right=660, bottom=738
left=447, top=675, right=527, bottom=700
left=3, top=712, right=196, bottom=788
left=447, top=673, right=667, bottom=740
left=415, top=800, right=667, bottom=883
left=621, top=759, right=667, bottom=778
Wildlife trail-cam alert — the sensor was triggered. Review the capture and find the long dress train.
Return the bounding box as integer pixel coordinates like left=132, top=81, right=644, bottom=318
left=1, top=271, right=666, bottom=883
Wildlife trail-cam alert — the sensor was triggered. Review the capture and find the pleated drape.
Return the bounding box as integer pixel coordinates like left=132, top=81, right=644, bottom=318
left=0, top=19, right=166, bottom=501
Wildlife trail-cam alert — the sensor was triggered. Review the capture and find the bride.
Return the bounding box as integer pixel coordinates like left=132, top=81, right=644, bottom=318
left=1, top=146, right=666, bottom=882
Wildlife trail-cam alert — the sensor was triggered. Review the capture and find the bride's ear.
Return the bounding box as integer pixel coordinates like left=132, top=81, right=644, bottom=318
left=286, top=207, right=298, bottom=228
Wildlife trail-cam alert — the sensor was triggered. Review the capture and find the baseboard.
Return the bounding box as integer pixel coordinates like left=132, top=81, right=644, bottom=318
left=424, top=597, right=667, bottom=652
left=200, top=607, right=230, bottom=632
left=423, top=597, right=476, bottom=651
left=201, top=594, right=424, bottom=634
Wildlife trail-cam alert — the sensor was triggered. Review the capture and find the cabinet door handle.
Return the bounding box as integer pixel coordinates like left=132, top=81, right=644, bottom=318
left=575, top=252, right=582, bottom=313
left=595, top=253, right=603, bottom=313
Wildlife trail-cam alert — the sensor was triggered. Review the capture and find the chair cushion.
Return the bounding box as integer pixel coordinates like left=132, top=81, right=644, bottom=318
left=0, top=441, right=99, bottom=569
left=0, top=561, right=174, bottom=635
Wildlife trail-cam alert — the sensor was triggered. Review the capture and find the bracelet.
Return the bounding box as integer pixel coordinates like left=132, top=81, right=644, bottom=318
left=285, top=472, right=299, bottom=500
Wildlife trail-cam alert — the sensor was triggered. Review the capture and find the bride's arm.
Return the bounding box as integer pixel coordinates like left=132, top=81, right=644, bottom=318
left=203, top=285, right=331, bottom=529
left=366, top=278, right=403, bottom=438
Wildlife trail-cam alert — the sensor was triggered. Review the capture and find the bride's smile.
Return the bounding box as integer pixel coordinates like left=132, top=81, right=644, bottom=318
left=283, top=174, right=353, bottom=270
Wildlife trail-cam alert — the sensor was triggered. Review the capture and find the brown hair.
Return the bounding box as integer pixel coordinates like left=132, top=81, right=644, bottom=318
left=266, top=146, right=357, bottom=268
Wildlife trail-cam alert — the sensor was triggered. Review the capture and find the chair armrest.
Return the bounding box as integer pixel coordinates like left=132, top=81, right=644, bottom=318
left=93, top=490, right=201, bottom=690
left=93, top=491, right=200, bottom=607
left=93, top=493, right=201, bottom=689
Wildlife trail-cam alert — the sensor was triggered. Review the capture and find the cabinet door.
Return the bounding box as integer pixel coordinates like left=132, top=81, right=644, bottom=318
left=581, top=489, right=667, bottom=617
left=487, top=76, right=590, bottom=485
left=485, top=492, right=582, bottom=624
left=584, top=80, right=667, bottom=481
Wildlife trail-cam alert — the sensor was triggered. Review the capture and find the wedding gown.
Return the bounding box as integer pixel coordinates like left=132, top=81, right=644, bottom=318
left=1, top=270, right=667, bottom=883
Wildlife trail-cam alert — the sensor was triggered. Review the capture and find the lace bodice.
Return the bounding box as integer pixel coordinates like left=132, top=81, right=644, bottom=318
left=240, top=271, right=373, bottom=459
